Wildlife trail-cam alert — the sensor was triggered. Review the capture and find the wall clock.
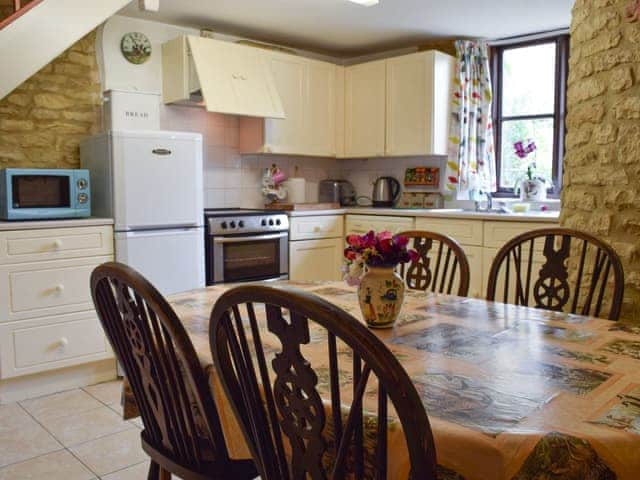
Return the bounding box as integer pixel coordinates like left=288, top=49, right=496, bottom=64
left=120, top=32, right=152, bottom=64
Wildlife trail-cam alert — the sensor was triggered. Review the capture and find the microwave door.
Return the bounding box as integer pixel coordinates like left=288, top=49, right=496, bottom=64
left=111, top=133, right=203, bottom=231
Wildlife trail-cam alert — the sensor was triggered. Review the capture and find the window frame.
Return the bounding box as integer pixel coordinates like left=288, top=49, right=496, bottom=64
left=491, top=34, right=570, bottom=198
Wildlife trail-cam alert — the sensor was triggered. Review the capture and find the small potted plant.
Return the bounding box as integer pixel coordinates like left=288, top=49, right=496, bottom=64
left=513, top=140, right=547, bottom=201
left=343, top=231, right=418, bottom=329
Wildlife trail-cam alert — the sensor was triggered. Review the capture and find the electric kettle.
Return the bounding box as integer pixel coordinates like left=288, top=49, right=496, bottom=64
left=372, top=176, right=401, bottom=207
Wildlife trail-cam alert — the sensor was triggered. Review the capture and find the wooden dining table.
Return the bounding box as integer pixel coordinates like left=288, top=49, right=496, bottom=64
left=121, top=280, right=640, bottom=480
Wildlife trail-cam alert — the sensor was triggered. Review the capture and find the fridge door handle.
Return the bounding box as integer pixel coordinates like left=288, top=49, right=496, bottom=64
left=152, top=148, right=172, bottom=156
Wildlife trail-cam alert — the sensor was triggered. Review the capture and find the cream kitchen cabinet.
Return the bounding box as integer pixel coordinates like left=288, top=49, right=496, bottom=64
left=386, top=51, right=455, bottom=156
left=345, top=214, right=415, bottom=236
left=240, top=53, right=337, bottom=156
left=289, top=215, right=344, bottom=281
left=414, top=217, right=558, bottom=298
left=289, top=238, right=344, bottom=282
left=0, top=224, right=115, bottom=385
left=344, top=60, right=387, bottom=158
left=162, top=36, right=285, bottom=119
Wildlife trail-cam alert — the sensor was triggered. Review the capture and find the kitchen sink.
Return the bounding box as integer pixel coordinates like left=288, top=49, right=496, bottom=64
left=429, top=208, right=512, bottom=215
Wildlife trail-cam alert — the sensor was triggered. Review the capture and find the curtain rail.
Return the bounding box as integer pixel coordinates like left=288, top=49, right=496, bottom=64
left=487, top=29, right=570, bottom=47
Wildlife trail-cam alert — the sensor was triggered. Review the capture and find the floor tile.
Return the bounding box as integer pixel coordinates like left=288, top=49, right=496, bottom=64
left=20, top=390, right=103, bottom=423
left=69, top=429, right=147, bottom=477
left=40, top=406, right=134, bottom=447
left=82, top=380, right=123, bottom=406
left=0, top=450, right=94, bottom=480
left=0, top=411, right=61, bottom=468
left=0, top=403, right=34, bottom=433
left=107, top=401, right=123, bottom=416
left=100, top=461, right=149, bottom=480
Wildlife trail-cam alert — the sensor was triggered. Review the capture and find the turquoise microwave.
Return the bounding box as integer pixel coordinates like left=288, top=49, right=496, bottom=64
left=0, top=168, right=91, bottom=220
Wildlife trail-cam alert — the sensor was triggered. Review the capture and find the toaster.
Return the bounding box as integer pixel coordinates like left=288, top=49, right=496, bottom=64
left=319, top=180, right=357, bottom=206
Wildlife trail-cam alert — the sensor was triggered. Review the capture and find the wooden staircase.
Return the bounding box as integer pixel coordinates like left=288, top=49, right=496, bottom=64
left=0, top=0, right=131, bottom=100
left=0, top=0, right=43, bottom=30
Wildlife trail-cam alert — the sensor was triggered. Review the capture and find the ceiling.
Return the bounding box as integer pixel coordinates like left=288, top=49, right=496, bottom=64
left=120, top=0, right=573, bottom=56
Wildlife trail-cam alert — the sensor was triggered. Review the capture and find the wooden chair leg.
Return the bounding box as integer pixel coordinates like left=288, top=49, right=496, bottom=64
left=147, top=461, right=159, bottom=480
left=159, top=468, right=171, bottom=480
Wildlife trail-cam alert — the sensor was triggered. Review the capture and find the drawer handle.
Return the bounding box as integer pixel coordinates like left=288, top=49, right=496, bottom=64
left=54, top=284, right=65, bottom=293
left=52, top=240, right=63, bottom=249
left=313, top=226, right=321, bottom=233
left=59, top=337, right=69, bottom=348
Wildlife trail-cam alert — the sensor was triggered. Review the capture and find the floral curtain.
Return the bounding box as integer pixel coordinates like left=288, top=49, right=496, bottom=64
left=445, top=40, right=496, bottom=200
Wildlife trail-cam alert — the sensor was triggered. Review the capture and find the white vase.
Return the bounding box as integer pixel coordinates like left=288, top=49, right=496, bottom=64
left=519, top=179, right=547, bottom=201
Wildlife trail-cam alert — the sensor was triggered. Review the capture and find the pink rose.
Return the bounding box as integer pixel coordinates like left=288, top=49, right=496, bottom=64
left=394, top=235, right=409, bottom=248
left=377, top=231, right=393, bottom=242
left=346, top=235, right=363, bottom=247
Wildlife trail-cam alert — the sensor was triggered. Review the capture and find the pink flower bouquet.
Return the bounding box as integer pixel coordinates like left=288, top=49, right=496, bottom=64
left=343, top=231, right=418, bottom=286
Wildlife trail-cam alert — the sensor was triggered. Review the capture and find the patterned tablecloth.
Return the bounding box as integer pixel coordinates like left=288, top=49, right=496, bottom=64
left=122, top=281, right=640, bottom=480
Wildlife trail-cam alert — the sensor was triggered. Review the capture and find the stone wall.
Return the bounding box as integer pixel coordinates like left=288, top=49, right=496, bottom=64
left=562, top=0, right=640, bottom=320
left=0, top=30, right=101, bottom=169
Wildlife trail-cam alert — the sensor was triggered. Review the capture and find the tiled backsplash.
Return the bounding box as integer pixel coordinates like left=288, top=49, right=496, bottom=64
left=160, top=105, right=341, bottom=208
left=160, top=103, right=449, bottom=209
left=338, top=156, right=446, bottom=203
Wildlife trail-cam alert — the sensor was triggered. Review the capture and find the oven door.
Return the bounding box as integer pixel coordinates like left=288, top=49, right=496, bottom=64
left=210, top=232, right=288, bottom=284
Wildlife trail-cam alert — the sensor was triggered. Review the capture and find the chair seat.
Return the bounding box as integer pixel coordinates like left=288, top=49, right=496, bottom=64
left=142, top=434, right=258, bottom=480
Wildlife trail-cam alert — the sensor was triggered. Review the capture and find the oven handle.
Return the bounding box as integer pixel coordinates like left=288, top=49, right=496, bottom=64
left=213, top=232, right=288, bottom=244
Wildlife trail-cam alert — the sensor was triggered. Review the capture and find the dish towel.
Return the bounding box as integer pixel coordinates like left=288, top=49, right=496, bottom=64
left=445, top=40, right=496, bottom=200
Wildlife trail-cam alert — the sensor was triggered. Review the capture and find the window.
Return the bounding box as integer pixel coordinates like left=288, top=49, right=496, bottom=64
left=491, top=34, right=569, bottom=196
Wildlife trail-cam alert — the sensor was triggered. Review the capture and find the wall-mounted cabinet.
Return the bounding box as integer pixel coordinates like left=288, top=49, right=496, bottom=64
left=162, top=36, right=285, bottom=119
left=239, top=53, right=338, bottom=157
left=343, top=51, right=454, bottom=158
left=386, top=51, right=454, bottom=156
left=344, top=60, right=387, bottom=158
left=162, top=35, right=454, bottom=158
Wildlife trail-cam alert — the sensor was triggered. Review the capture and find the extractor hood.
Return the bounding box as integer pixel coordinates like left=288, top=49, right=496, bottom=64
left=161, top=35, right=286, bottom=119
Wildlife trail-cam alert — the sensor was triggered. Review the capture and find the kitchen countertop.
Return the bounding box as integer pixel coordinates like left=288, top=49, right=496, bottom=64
left=0, top=217, right=114, bottom=231
left=287, top=207, right=560, bottom=222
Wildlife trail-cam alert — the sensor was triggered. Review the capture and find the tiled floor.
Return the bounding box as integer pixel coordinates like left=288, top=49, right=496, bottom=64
left=0, top=379, right=150, bottom=480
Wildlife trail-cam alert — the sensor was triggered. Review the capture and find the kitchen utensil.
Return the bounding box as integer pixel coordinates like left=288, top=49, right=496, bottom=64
left=319, top=179, right=357, bottom=206
left=372, top=176, right=401, bottom=207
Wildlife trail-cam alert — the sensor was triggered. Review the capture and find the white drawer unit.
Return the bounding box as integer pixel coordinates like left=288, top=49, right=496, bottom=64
left=0, top=224, right=115, bottom=382
left=0, top=256, right=112, bottom=323
left=415, top=217, right=484, bottom=247
left=483, top=221, right=552, bottom=250
left=289, top=238, right=344, bottom=282
left=345, top=215, right=414, bottom=235
left=289, top=215, right=344, bottom=241
left=0, top=226, right=113, bottom=264
left=0, top=312, right=111, bottom=379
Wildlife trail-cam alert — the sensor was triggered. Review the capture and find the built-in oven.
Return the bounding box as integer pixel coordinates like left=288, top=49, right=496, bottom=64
left=205, top=210, right=289, bottom=285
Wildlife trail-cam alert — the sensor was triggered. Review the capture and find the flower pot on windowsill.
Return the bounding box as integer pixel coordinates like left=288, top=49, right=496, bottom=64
left=518, top=178, right=547, bottom=202
left=357, top=265, right=405, bottom=329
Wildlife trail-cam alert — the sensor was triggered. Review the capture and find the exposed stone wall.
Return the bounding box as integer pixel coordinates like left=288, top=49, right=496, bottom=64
left=0, top=30, right=101, bottom=169
left=563, top=0, right=640, bottom=320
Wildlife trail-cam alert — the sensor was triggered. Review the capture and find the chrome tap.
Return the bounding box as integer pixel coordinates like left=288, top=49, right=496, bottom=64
left=475, top=190, right=493, bottom=212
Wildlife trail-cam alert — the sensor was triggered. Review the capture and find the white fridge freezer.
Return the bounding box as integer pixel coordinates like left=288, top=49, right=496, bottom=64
left=81, top=130, right=205, bottom=295
left=115, top=228, right=204, bottom=295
